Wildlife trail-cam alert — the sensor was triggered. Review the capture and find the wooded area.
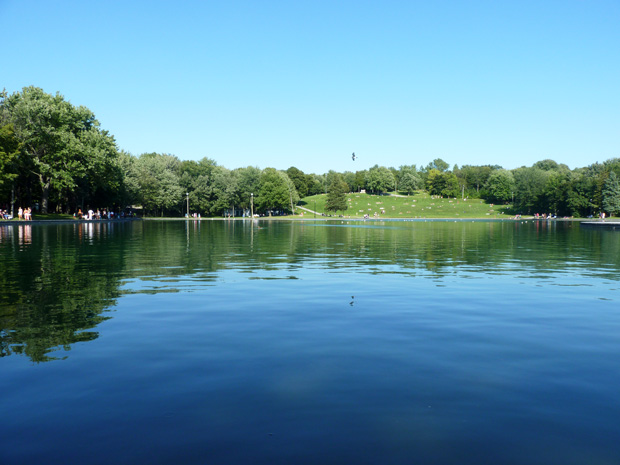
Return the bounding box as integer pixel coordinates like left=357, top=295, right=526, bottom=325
left=2, top=87, right=620, bottom=218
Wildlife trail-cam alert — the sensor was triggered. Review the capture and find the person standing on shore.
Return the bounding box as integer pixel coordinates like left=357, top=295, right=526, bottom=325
left=18, top=207, right=23, bottom=220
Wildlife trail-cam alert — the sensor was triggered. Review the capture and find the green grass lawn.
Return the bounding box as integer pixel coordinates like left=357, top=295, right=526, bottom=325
left=299, top=191, right=515, bottom=219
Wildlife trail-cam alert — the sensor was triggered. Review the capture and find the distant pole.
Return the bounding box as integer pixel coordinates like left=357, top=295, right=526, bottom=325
left=186, top=192, right=189, bottom=218
left=462, top=184, right=465, bottom=200
left=251, top=193, right=254, bottom=218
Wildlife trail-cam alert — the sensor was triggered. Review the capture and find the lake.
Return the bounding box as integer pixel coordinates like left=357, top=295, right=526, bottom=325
left=1, top=219, right=619, bottom=465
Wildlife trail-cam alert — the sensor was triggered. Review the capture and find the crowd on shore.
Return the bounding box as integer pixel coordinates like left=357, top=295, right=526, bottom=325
left=0, top=207, right=136, bottom=221
left=75, top=208, right=135, bottom=220
left=0, top=207, right=32, bottom=220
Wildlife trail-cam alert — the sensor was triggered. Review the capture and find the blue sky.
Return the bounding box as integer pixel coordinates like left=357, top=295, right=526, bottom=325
left=1, top=0, right=618, bottom=174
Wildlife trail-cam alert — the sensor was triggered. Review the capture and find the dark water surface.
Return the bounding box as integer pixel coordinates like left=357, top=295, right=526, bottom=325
left=1, top=220, right=619, bottom=464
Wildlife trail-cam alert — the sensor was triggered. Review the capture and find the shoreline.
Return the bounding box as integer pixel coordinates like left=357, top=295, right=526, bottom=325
left=1, top=216, right=594, bottom=225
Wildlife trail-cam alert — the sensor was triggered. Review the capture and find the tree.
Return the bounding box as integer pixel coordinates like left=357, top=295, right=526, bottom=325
left=257, top=168, right=298, bottom=214
left=0, top=123, right=20, bottom=192
left=286, top=167, right=308, bottom=198
left=399, top=172, right=422, bottom=195
left=306, top=173, right=324, bottom=196
left=512, top=167, right=549, bottom=214
left=235, top=166, right=262, bottom=211
left=3, top=86, right=119, bottom=213
left=325, top=173, right=348, bottom=214
left=543, top=171, right=569, bottom=215
left=365, top=165, right=395, bottom=194
left=211, top=166, right=239, bottom=215
left=602, top=171, right=620, bottom=217
left=484, top=169, right=514, bottom=203
left=459, top=165, right=497, bottom=194
left=426, top=169, right=459, bottom=197
left=425, top=158, right=450, bottom=173
left=129, top=153, right=183, bottom=216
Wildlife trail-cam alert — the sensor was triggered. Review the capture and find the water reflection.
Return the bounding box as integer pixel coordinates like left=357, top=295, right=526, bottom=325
left=1, top=220, right=619, bottom=362
left=0, top=222, right=128, bottom=361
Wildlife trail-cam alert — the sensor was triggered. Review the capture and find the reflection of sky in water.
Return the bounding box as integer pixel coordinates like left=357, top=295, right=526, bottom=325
left=2, top=220, right=620, bottom=465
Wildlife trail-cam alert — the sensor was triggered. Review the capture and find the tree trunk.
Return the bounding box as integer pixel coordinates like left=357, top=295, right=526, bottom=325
left=40, top=176, right=50, bottom=214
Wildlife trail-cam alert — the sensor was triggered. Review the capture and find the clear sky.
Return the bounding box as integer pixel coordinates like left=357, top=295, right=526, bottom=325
left=1, top=0, right=618, bottom=174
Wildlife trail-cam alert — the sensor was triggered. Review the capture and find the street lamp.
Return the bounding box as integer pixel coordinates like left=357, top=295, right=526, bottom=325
left=186, top=192, right=189, bottom=218
left=251, top=193, right=254, bottom=218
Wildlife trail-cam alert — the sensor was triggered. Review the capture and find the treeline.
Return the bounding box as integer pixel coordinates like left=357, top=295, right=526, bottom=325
left=2, top=86, right=620, bottom=217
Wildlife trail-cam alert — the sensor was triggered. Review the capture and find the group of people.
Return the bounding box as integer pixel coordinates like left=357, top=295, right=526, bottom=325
left=0, top=207, right=33, bottom=220
left=76, top=209, right=113, bottom=220
left=18, top=207, right=32, bottom=220
left=534, top=213, right=556, bottom=219
left=75, top=208, right=133, bottom=220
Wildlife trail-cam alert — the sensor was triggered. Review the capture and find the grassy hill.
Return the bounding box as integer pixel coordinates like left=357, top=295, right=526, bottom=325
left=299, top=191, right=514, bottom=219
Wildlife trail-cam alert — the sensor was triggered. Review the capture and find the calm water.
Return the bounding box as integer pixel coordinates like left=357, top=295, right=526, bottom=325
left=1, top=219, right=619, bottom=464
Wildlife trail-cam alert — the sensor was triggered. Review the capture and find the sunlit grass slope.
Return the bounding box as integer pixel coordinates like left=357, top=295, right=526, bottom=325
left=299, top=191, right=513, bottom=219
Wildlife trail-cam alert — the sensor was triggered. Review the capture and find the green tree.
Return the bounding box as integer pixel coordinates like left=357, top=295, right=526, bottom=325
left=325, top=173, right=349, bottom=214
left=459, top=165, right=497, bottom=194
left=365, top=165, right=395, bottom=194
left=602, top=171, right=620, bottom=216
left=543, top=171, right=569, bottom=215
left=3, top=86, right=118, bottom=213
left=512, top=167, right=548, bottom=214
left=484, top=169, right=514, bottom=203
left=0, top=123, right=20, bottom=192
left=306, top=173, right=324, bottom=196
left=425, top=158, right=450, bottom=173
left=426, top=169, right=459, bottom=197
left=130, top=153, right=183, bottom=216
left=211, top=167, right=239, bottom=215
left=235, top=166, right=262, bottom=211
left=257, top=168, right=298, bottom=214
left=286, top=167, right=308, bottom=198
left=399, top=172, right=422, bottom=195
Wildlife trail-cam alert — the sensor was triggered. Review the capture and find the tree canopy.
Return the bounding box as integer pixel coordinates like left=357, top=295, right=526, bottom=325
left=2, top=86, right=620, bottom=219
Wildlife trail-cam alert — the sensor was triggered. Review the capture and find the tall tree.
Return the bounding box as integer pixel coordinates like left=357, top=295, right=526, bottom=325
left=286, top=167, right=309, bottom=198
left=129, top=153, right=183, bottom=216
left=512, top=167, right=549, bottom=214
left=602, top=171, right=620, bottom=217
left=483, top=169, right=514, bottom=203
left=257, top=168, right=298, bottom=214
left=426, top=169, right=459, bottom=197
left=325, top=173, right=348, bottom=214
left=365, top=166, right=395, bottom=194
left=3, top=86, right=118, bottom=213
left=0, top=123, right=20, bottom=193
left=399, top=172, right=422, bottom=195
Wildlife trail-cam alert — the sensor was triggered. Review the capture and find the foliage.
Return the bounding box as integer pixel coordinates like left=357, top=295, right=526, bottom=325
left=512, top=167, right=549, bottom=214
left=129, top=153, right=183, bottom=216
left=425, top=158, right=450, bottom=172
left=602, top=171, right=620, bottom=216
left=325, top=173, right=349, bottom=213
left=286, top=166, right=308, bottom=198
left=2, top=86, right=119, bottom=213
left=399, top=172, right=422, bottom=195
left=2, top=86, right=620, bottom=219
left=426, top=169, right=459, bottom=197
left=483, top=169, right=514, bottom=203
left=0, top=123, right=20, bottom=191
left=365, top=165, right=395, bottom=194
left=257, top=168, right=298, bottom=213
